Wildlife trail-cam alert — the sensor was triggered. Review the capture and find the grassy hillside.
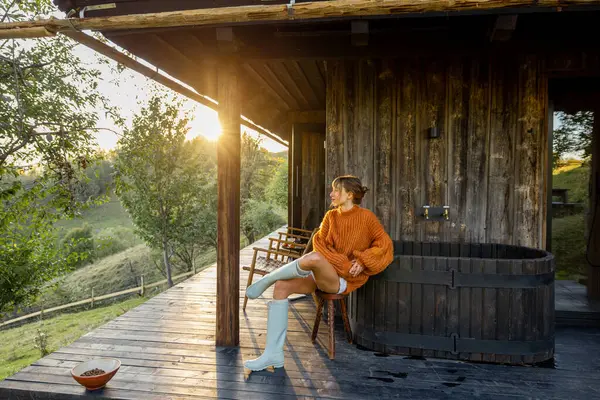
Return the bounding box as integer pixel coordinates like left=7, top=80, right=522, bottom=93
left=552, top=214, right=588, bottom=280
left=0, top=296, right=148, bottom=381
left=35, top=193, right=217, bottom=309
left=552, top=161, right=590, bottom=280
left=56, top=194, right=136, bottom=236
left=552, top=161, right=589, bottom=204
left=37, top=243, right=216, bottom=309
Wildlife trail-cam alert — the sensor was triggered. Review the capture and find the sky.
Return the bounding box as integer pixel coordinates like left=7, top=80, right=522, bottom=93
left=71, top=38, right=288, bottom=154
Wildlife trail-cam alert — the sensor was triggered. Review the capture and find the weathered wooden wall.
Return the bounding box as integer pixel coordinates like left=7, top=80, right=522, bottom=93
left=301, top=130, right=326, bottom=230
left=326, top=54, right=548, bottom=248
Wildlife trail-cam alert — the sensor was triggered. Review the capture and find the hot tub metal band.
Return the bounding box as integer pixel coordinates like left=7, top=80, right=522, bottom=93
left=351, top=323, right=554, bottom=356
left=372, top=268, right=554, bottom=289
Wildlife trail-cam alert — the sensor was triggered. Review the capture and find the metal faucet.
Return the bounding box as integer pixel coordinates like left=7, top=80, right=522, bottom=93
left=443, top=206, right=450, bottom=221
left=423, top=205, right=430, bottom=220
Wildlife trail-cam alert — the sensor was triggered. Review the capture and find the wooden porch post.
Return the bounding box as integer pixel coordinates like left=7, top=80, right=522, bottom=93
left=216, top=59, right=240, bottom=346
left=587, top=106, right=600, bottom=299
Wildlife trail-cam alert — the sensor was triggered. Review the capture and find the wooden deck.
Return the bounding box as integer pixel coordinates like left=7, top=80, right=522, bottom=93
left=556, top=280, right=600, bottom=327
left=2, top=234, right=600, bottom=399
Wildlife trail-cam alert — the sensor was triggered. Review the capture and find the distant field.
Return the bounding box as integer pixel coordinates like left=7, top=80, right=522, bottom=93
left=55, top=194, right=135, bottom=236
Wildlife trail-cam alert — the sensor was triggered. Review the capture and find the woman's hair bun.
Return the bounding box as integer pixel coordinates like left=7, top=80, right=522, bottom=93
left=362, top=186, right=369, bottom=193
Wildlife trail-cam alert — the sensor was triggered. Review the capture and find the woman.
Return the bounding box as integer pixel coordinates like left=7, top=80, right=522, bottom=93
left=244, top=175, right=394, bottom=371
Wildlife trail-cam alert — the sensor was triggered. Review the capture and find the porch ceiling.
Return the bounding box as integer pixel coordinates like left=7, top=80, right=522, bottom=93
left=102, top=27, right=327, bottom=140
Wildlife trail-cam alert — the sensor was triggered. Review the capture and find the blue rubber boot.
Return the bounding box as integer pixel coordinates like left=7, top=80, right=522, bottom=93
left=246, top=259, right=309, bottom=299
left=244, top=299, right=288, bottom=371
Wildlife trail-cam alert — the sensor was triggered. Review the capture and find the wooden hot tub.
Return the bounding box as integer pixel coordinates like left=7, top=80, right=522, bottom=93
left=348, top=241, right=555, bottom=365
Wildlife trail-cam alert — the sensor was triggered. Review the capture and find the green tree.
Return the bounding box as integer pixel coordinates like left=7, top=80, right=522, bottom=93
left=553, top=111, right=594, bottom=167
left=240, top=132, right=275, bottom=202
left=114, top=96, right=216, bottom=285
left=266, top=158, right=288, bottom=209
left=171, top=138, right=218, bottom=272
left=241, top=199, right=285, bottom=244
left=239, top=133, right=282, bottom=243
left=73, top=158, right=115, bottom=202
left=0, top=1, right=117, bottom=313
left=61, top=225, right=95, bottom=268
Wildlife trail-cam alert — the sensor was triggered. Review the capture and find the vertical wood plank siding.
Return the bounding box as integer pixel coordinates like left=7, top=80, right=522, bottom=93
left=325, top=53, right=548, bottom=249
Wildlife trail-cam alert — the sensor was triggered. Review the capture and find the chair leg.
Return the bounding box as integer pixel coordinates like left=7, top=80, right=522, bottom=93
left=311, top=292, right=319, bottom=306
left=328, top=300, right=335, bottom=360
left=340, top=298, right=353, bottom=344
left=311, top=298, right=324, bottom=343
left=243, top=295, right=249, bottom=311
left=243, top=266, right=256, bottom=312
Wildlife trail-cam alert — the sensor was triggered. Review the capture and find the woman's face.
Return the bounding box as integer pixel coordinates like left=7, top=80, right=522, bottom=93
left=330, top=184, right=352, bottom=207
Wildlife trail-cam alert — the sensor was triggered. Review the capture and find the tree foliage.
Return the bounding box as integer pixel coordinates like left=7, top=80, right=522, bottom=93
left=240, top=132, right=275, bottom=202
left=240, top=133, right=285, bottom=243
left=114, top=96, right=217, bottom=285
left=0, top=0, right=117, bottom=313
left=266, top=159, right=288, bottom=209
left=61, top=225, right=95, bottom=268
left=241, top=199, right=285, bottom=245
left=553, top=111, right=594, bottom=167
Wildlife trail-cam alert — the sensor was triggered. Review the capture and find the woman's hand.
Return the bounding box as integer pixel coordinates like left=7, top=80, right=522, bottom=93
left=349, top=260, right=365, bottom=277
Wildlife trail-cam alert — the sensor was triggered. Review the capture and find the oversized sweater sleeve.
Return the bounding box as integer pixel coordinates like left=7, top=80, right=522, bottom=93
left=352, top=213, right=394, bottom=276
left=312, top=211, right=353, bottom=273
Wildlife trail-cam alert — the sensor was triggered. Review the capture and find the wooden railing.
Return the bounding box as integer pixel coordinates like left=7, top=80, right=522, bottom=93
left=0, top=270, right=197, bottom=329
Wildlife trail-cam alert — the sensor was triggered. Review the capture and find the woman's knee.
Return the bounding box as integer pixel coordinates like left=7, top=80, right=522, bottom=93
left=273, top=280, right=292, bottom=298
left=300, top=252, right=326, bottom=269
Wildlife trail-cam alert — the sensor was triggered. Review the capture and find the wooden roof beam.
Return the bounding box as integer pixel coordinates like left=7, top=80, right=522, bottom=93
left=489, top=15, right=518, bottom=42
left=3, top=1, right=600, bottom=39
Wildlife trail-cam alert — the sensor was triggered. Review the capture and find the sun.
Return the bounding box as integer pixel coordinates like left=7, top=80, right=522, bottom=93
left=186, top=107, right=222, bottom=142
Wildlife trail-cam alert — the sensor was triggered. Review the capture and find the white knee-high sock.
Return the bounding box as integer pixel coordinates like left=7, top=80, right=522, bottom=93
left=246, top=259, right=310, bottom=299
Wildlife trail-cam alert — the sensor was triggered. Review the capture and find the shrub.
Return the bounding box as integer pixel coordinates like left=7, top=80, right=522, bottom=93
left=61, top=225, right=95, bottom=268
left=94, top=227, right=140, bottom=259
left=241, top=199, right=285, bottom=244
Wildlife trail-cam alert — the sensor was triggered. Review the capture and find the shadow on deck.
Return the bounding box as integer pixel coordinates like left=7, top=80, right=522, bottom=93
left=2, top=233, right=600, bottom=399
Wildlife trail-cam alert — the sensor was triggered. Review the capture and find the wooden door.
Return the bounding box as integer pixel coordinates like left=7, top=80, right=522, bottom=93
left=290, top=123, right=326, bottom=230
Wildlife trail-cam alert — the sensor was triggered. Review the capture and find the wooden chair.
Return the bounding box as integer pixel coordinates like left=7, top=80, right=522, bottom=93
left=274, top=227, right=314, bottom=260
left=311, top=290, right=353, bottom=360
left=243, top=228, right=318, bottom=310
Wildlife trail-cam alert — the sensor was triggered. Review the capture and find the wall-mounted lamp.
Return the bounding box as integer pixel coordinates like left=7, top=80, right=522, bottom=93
left=428, top=127, right=440, bottom=139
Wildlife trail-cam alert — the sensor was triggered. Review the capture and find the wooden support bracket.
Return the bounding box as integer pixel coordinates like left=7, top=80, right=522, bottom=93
left=490, top=15, right=518, bottom=42
left=351, top=20, right=369, bottom=47
left=216, top=27, right=237, bottom=53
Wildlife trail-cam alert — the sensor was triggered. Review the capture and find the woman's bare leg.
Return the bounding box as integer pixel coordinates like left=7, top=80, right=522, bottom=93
left=273, top=276, right=316, bottom=300
left=297, top=252, right=341, bottom=294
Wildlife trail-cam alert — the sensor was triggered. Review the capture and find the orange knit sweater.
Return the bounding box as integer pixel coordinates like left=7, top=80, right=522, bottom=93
left=312, top=205, right=394, bottom=295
